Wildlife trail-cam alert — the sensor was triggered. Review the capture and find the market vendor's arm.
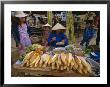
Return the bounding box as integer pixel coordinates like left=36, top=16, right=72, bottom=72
left=91, top=28, right=96, bottom=38
left=26, top=22, right=33, bottom=37
left=48, top=33, right=56, bottom=43
left=58, top=33, right=68, bottom=46
left=83, top=27, right=88, bottom=39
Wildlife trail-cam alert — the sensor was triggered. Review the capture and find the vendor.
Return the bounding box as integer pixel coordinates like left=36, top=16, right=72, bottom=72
left=80, top=20, right=96, bottom=47
left=48, top=23, right=68, bottom=48
left=11, top=11, right=32, bottom=55
left=42, top=23, right=52, bottom=46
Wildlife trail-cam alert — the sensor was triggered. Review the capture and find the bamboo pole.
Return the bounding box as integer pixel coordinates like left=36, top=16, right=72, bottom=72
left=47, top=11, right=53, bottom=26
left=66, top=11, right=75, bottom=44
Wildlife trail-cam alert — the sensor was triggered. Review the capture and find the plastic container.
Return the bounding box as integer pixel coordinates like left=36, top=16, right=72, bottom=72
left=90, top=51, right=100, bottom=61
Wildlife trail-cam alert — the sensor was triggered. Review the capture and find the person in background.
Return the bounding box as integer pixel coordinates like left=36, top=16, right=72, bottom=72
left=42, top=23, right=52, bottom=47
left=48, top=23, right=68, bottom=48
left=80, top=20, right=96, bottom=47
left=11, top=11, right=32, bottom=55
left=52, top=14, right=59, bottom=26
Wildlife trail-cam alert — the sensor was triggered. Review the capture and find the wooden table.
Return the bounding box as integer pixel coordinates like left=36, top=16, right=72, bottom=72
left=12, top=64, right=91, bottom=77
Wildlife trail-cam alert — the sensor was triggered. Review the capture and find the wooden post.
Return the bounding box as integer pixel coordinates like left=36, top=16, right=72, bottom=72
left=47, top=11, right=53, bottom=26
left=66, top=11, right=75, bottom=44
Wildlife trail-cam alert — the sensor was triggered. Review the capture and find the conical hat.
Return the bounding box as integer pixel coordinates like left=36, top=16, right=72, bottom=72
left=52, top=23, right=66, bottom=30
left=43, top=23, right=52, bottom=27
left=15, top=11, right=27, bottom=17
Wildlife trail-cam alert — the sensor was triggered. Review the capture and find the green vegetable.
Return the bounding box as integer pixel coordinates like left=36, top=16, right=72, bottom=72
left=25, top=44, right=43, bottom=53
left=65, top=45, right=74, bottom=53
left=83, top=48, right=91, bottom=54
left=19, top=53, right=26, bottom=61
left=19, top=44, right=44, bottom=61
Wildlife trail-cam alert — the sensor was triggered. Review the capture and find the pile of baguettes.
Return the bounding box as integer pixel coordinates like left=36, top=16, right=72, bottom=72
left=21, top=48, right=92, bottom=75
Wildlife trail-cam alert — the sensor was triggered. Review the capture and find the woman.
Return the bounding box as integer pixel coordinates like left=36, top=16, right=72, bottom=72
left=48, top=23, right=68, bottom=48
left=80, top=20, right=96, bottom=47
left=42, top=23, right=52, bottom=47
left=12, top=11, right=32, bottom=55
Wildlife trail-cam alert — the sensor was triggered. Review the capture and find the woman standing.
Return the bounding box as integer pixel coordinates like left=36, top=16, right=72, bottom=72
left=12, top=11, right=32, bottom=55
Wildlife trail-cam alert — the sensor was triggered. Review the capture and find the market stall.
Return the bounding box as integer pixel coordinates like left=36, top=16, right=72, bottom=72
left=12, top=11, right=100, bottom=77
left=13, top=44, right=99, bottom=77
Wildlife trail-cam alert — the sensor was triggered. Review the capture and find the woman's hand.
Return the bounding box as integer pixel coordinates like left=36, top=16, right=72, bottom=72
left=18, top=43, right=23, bottom=50
left=61, top=40, right=65, bottom=43
left=56, top=40, right=65, bottom=45
left=52, top=37, right=56, bottom=41
left=56, top=42, right=64, bottom=45
left=18, top=43, right=24, bottom=55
